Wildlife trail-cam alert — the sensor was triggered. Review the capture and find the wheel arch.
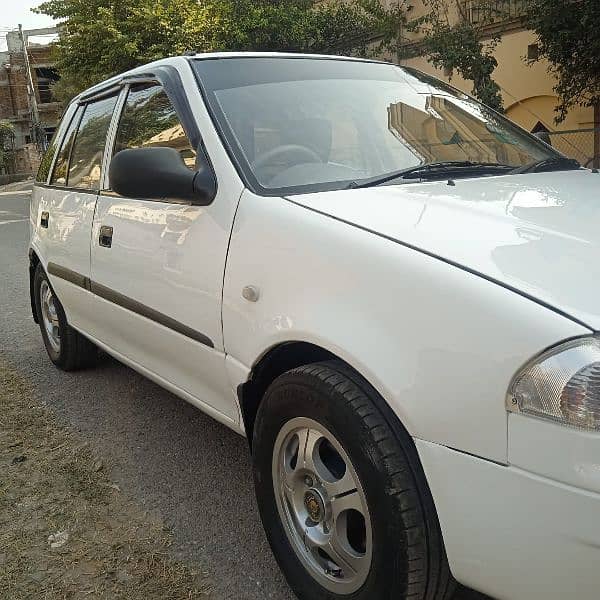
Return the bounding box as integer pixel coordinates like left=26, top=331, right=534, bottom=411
left=238, top=340, right=413, bottom=455
left=28, top=248, right=41, bottom=323
left=238, top=341, right=335, bottom=446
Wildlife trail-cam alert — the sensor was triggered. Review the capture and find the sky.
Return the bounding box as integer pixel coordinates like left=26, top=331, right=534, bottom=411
left=0, top=1, right=58, bottom=51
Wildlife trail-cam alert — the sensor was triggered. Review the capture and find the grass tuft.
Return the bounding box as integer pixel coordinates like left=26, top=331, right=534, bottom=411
left=0, top=361, right=211, bottom=599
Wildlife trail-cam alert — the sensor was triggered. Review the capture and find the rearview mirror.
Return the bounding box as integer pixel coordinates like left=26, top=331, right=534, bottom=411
left=108, top=146, right=217, bottom=204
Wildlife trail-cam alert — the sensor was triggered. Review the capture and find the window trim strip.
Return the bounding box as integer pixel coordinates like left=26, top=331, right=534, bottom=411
left=46, top=262, right=215, bottom=348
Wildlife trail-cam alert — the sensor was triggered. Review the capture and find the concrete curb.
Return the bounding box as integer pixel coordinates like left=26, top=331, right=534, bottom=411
left=0, top=178, right=34, bottom=194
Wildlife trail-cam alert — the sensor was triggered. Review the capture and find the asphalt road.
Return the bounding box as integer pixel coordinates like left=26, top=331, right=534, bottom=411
left=0, top=185, right=488, bottom=600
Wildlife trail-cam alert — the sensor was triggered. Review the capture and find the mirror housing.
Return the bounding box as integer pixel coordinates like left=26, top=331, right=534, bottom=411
left=108, top=146, right=217, bottom=204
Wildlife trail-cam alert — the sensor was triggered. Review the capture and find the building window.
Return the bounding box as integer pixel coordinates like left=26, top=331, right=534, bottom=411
left=527, top=44, right=540, bottom=61
left=35, top=67, right=60, bottom=104
left=44, top=127, right=56, bottom=145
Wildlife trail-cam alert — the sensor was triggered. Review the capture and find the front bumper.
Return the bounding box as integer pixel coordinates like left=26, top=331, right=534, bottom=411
left=416, top=437, right=600, bottom=600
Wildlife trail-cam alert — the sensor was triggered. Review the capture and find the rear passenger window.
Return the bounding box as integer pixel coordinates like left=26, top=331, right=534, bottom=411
left=50, top=105, right=83, bottom=186
left=113, top=84, right=196, bottom=171
left=36, top=107, right=75, bottom=183
left=67, top=94, right=119, bottom=190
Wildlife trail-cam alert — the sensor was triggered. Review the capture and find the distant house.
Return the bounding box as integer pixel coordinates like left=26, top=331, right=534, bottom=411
left=0, top=27, right=61, bottom=174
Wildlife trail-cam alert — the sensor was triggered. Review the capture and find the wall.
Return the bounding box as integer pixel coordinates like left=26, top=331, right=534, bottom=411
left=377, top=1, right=595, bottom=130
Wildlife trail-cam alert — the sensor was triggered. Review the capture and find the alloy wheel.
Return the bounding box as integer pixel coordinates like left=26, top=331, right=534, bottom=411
left=40, top=279, right=61, bottom=352
left=272, top=417, right=372, bottom=594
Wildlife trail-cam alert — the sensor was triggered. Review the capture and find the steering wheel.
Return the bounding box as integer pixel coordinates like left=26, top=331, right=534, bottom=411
left=252, top=144, right=323, bottom=171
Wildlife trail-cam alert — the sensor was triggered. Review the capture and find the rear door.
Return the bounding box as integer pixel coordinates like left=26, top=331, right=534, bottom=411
left=88, top=80, right=239, bottom=423
left=38, top=92, right=120, bottom=333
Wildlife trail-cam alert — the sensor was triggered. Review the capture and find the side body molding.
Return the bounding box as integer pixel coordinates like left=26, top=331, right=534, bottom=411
left=47, top=262, right=214, bottom=348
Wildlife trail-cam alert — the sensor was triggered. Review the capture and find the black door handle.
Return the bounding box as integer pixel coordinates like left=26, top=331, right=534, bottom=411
left=99, top=225, right=113, bottom=248
left=40, top=211, right=49, bottom=228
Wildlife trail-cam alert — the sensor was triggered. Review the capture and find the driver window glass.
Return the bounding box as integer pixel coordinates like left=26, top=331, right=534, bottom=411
left=67, top=93, right=119, bottom=190
left=113, top=84, right=196, bottom=171
left=50, top=105, right=83, bottom=186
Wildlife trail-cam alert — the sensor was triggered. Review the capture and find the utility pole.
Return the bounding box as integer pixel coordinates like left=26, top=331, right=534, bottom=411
left=18, top=24, right=42, bottom=150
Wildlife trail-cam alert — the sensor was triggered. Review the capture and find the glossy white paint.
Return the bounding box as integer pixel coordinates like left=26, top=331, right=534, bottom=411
left=222, top=190, right=588, bottom=462
left=30, top=183, right=99, bottom=333
left=292, top=169, right=600, bottom=329
left=89, top=194, right=240, bottom=420
left=80, top=326, right=243, bottom=434
left=417, top=438, right=600, bottom=600
left=29, top=54, right=600, bottom=599
left=508, top=413, right=600, bottom=494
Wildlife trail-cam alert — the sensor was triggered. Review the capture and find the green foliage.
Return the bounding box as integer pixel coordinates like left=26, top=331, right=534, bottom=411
left=410, top=1, right=504, bottom=110
left=524, top=0, right=600, bottom=122
left=36, top=0, right=214, bottom=101
left=35, top=0, right=378, bottom=102
left=356, top=0, right=413, bottom=60
left=0, top=121, right=16, bottom=174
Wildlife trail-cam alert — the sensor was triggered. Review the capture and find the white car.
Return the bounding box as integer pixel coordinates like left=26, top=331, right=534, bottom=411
left=29, top=53, right=600, bottom=600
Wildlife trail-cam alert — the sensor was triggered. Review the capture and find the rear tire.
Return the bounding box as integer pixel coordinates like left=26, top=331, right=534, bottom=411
left=34, top=263, right=97, bottom=371
left=252, top=361, right=455, bottom=600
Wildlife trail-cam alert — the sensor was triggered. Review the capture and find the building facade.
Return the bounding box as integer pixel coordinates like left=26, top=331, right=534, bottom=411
left=0, top=27, right=61, bottom=174
left=379, top=0, right=598, bottom=167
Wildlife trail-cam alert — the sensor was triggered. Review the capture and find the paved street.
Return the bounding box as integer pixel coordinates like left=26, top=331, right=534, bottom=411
left=0, top=185, right=487, bottom=600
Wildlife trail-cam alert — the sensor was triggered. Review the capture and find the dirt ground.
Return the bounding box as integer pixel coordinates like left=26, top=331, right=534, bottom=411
left=0, top=359, right=211, bottom=599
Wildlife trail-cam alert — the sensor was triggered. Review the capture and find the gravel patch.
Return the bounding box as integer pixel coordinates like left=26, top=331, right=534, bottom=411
left=0, top=359, right=211, bottom=599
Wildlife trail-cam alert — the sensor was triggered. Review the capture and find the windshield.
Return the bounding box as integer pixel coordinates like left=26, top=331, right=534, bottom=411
left=192, top=57, right=558, bottom=195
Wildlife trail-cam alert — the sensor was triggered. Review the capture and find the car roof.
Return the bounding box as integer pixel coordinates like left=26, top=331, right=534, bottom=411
left=72, top=52, right=389, bottom=103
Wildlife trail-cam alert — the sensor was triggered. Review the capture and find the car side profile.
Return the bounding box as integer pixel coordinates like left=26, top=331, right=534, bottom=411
left=29, top=53, right=600, bottom=600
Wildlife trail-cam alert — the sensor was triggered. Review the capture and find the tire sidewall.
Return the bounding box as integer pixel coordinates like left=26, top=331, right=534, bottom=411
left=34, top=265, right=66, bottom=366
left=252, top=372, right=410, bottom=600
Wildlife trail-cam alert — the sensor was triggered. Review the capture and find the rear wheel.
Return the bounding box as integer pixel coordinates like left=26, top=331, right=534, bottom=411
left=252, top=361, right=455, bottom=600
left=34, top=263, right=97, bottom=370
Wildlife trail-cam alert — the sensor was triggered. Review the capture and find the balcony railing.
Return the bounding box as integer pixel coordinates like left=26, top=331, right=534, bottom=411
left=464, top=0, right=528, bottom=25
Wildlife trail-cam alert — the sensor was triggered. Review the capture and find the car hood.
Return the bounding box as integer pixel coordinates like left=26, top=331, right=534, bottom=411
left=291, top=170, right=600, bottom=329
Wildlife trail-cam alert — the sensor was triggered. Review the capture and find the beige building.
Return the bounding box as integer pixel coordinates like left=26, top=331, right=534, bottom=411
left=377, top=0, right=598, bottom=167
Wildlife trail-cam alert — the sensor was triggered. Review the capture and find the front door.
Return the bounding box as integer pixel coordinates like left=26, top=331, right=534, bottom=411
left=88, top=81, right=239, bottom=423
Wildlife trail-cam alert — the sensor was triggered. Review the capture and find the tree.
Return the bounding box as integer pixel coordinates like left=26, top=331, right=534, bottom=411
left=35, top=0, right=378, bottom=102
left=0, top=121, right=16, bottom=175
left=524, top=0, right=600, bottom=123
left=356, top=0, right=413, bottom=62
left=410, top=1, right=505, bottom=110
left=35, top=0, right=216, bottom=101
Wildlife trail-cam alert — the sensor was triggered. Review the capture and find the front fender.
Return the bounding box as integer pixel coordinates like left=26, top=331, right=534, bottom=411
left=223, top=191, right=589, bottom=463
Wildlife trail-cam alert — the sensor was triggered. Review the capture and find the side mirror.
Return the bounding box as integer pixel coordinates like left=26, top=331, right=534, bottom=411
left=108, top=146, right=217, bottom=204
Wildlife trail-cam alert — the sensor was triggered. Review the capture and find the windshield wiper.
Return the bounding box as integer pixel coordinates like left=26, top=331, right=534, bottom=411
left=510, top=156, right=580, bottom=174
left=347, top=160, right=514, bottom=189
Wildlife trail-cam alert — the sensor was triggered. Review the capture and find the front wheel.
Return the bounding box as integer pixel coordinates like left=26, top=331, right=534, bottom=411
left=252, top=361, right=455, bottom=600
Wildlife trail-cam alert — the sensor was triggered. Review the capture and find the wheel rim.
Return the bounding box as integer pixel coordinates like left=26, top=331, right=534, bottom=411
left=40, top=280, right=61, bottom=353
left=272, top=417, right=372, bottom=594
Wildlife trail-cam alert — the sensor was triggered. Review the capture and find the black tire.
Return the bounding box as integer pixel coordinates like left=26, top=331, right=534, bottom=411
left=34, top=263, right=97, bottom=371
left=252, top=360, right=455, bottom=600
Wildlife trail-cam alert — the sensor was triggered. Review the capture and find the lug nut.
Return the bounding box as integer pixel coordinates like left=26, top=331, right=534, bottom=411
left=304, top=476, right=313, bottom=487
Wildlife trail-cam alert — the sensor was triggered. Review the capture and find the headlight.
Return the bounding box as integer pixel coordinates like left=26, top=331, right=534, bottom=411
left=507, top=336, right=600, bottom=431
